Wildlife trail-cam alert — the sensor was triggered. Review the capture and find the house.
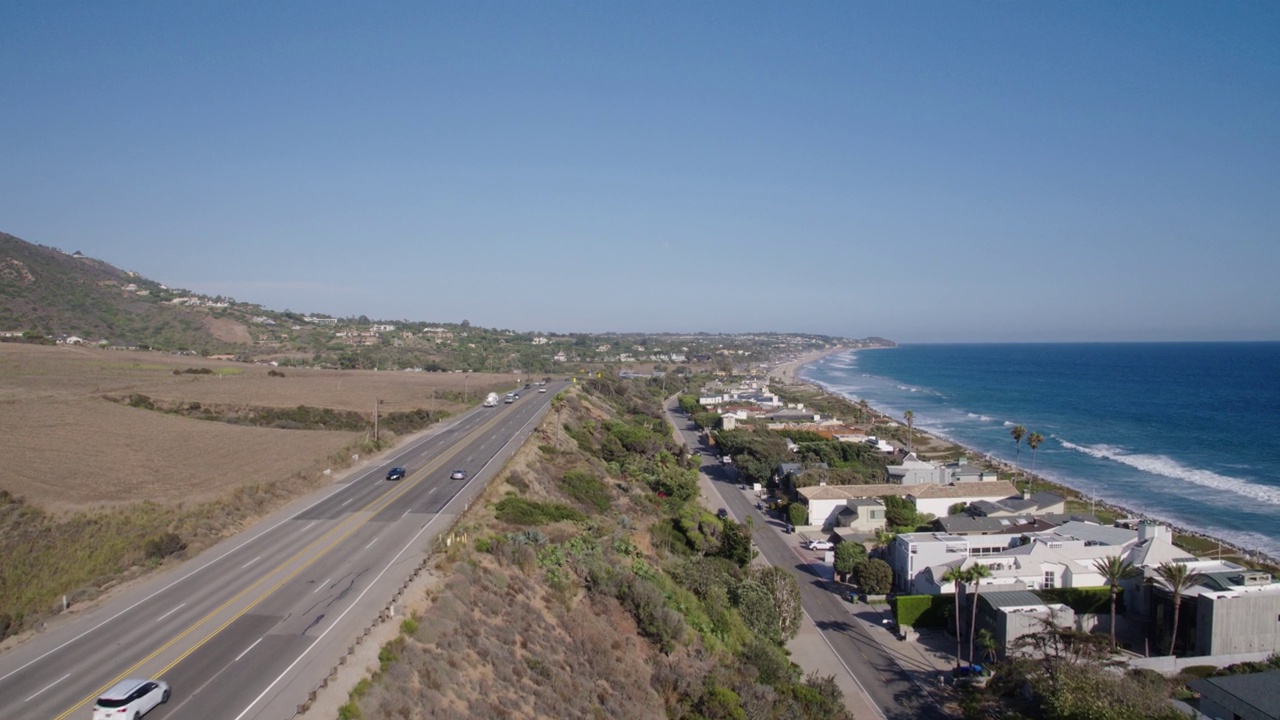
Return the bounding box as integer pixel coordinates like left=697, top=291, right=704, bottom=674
left=935, top=514, right=1061, bottom=536
left=1190, top=670, right=1280, bottom=720
left=908, top=481, right=1019, bottom=517
left=944, top=458, right=1001, bottom=483
left=833, top=498, right=887, bottom=536
left=887, top=452, right=942, bottom=485
left=975, top=591, right=1076, bottom=661
left=890, top=520, right=1142, bottom=595
left=967, top=491, right=1066, bottom=517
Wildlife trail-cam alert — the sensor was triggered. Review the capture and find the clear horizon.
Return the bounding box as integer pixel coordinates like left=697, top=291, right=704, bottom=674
left=3, top=3, right=1277, bottom=344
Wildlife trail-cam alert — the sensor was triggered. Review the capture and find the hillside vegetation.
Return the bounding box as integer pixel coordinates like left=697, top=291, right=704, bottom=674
left=342, top=376, right=855, bottom=720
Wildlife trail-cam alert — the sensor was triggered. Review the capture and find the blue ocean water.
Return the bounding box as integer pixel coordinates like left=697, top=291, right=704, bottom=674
left=800, top=343, right=1280, bottom=561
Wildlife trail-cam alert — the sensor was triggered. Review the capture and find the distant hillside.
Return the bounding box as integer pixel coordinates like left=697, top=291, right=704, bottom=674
left=0, top=232, right=239, bottom=350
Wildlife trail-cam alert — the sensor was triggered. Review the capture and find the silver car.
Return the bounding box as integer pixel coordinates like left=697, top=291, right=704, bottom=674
left=93, top=678, right=170, bottom=720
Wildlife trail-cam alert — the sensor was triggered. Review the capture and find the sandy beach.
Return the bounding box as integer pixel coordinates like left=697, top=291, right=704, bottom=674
left=769, top=346, right=848, bottom=385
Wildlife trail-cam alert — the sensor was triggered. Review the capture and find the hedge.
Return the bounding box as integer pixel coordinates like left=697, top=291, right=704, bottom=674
left=1039, top=587, right=1113, bottom=615
left=893, top=594, right=951, bottom=628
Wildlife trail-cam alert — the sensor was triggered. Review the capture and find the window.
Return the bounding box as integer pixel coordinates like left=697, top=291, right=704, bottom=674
left=1043, top=571, right=1056, bottom=590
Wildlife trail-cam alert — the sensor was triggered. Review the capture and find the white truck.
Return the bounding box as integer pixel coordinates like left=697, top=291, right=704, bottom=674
left=483, top=392, right=499, bottom=407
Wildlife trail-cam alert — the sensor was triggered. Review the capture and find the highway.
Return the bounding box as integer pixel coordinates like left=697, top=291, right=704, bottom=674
left=0, top=383, right=564, bottom=720
left=664, top=401, right=949, bottom=720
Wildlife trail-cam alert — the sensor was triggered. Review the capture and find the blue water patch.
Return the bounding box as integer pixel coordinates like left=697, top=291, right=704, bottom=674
left=800, top=343, right=1280, bottom=561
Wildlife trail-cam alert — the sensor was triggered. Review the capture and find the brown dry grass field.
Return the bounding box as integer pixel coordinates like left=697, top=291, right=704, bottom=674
left=0, top=343, right=516, bottom=513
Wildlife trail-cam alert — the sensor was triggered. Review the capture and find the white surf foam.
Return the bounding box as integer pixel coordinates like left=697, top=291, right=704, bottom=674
left=1059, top=440, right=1280, bottom=506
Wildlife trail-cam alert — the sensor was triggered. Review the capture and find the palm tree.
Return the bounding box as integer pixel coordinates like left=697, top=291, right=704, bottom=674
left=1009, top=425, right=1026, bottom=468
left=904, top=410, right=915, bottom=454
left=872, top=529, right=897, bottom=559
left=976, top=628, right=999, bottom=664
left=1094, top=555, right=1141, bottom=651
left=1027, top=432, right=1044, bottom=475
left=967, top=564, right=993, bottom=665
left=1155, top=561, right=1204, bottom=656
left=941, top=566, right=966, bottom=668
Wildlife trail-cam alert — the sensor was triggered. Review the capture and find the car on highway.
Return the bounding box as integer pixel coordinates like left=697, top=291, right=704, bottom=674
left=538, top=387, right=547, bottom=393
left=716, top=508, right=729, bottom=519
left=93, top=678, right=170, bottom=720
left=450, top=469, right=467, bottom=480
left=807, top=540, right=834, bottom=551
left=386, top=467, right=406, bottom=481
left=513, top=393, right=520, bottom=399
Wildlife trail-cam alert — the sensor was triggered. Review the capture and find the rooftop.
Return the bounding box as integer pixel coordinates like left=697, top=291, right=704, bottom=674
left=911, top=480, right=1018, bottom=499
left=1189, top=670, right=1280, bottom=720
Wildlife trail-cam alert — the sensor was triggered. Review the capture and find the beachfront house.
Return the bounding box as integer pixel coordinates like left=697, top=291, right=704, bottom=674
left=885, top=454, right=1001, bottom=486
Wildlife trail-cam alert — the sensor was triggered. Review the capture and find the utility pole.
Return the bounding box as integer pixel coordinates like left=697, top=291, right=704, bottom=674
left=374, top=398, right=382, bottom=444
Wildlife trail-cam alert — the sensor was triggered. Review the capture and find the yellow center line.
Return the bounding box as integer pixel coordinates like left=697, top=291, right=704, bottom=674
left=55, top=407, right=514, bottom=719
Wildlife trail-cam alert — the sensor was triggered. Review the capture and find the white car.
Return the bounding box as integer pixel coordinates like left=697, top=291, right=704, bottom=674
left=807, top=540, right=834, bottom=551
left=538, top=387, right=547, bottom=393
left=93, top=678, right=170, bottom=720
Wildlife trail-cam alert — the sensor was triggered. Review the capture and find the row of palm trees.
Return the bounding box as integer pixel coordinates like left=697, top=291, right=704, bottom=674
left=1009, top=425, right=1045, bottom=474
left=940, top=563, right=993, bottom=668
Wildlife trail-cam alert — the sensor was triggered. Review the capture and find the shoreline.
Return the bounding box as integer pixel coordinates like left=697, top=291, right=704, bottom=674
left=778, top=349, right=1280, bottom=570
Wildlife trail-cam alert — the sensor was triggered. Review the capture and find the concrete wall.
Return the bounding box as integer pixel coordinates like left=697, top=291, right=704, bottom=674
left=1196, top=589, right=1280, bottom=656
left=1129, top=650, right=1275, bottom=676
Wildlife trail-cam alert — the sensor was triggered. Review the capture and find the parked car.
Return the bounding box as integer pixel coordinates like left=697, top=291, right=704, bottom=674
left=450, top=469, right=467, bottom=480
left=386, top=467, right=406, bottom=481
left=93, top=679, right=170, bottom=720
left=807, top=540, right=834, bottom=551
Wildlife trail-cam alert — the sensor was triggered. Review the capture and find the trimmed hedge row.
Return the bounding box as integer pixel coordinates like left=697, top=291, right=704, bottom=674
left=892, top=594, right=951, bottom=628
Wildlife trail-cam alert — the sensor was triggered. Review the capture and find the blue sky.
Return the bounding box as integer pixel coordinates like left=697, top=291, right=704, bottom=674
left=2, top=2, right=1277, bottom=342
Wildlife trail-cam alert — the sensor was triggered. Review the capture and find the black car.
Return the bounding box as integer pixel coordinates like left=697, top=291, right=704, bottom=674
left=386, top=467, right=406, bottom=481
left=716, top=508, right=729, bottom=519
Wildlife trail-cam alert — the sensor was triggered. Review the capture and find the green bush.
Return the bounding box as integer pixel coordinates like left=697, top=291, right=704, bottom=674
left=1039, top=586, right=1113, bottom=614
left=855, top=558, right=893, bottom=595
left=894, top=594, right=951, bottom=627
left=787, top=502, right=808, bottom=527
left=493, top=496, right=585, bottom=526
left=560, top=469, right=611, bottom=511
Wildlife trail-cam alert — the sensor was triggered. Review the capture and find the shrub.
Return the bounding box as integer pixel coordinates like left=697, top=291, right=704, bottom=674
left=787, top=502, right=808, bottom=527
left=493, top=496, right=584, bottom=526
left=144, top=532, right=187, bottom=560
left=855, top=558, right=893, bottom=595
left=560, top=469, right=611, bottom=511
left=1040, top=587, right=1113, bottom=615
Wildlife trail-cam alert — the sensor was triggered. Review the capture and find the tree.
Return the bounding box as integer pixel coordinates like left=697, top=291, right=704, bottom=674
left=1094, top=555, right=1141, bottom=651
left=735, top=566, right=803, bottom=644
left=903, top=410, right=915, bottom=453
left=833, top=541, right=867, bottom=583
left=947, top=502, right=969, bottom=516
left=941, top=566, right=966, bottom=668
left=1027, top=431, right=1044, bottom=475
left=872, top=529, right=896, bottom=558
left=1155, top=561, right=1203, bottom=656
left=691, top=411, right=721, bottom=430
left=787, top=502, right=808, bottom=528
left=882, top=495, right=918, bottom=530
left=967, top=564, right=992, bottom=665
left=678, top=394, right=700, bottom=415
left=976, top=628, right=999, bottom=663
left=856, top=558, right=893, bottom=595
left=1010, top=425, right=1026, bottom=468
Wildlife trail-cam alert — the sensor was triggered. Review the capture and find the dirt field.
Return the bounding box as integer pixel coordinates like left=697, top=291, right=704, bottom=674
left=0, top=343, right=517, bottom=513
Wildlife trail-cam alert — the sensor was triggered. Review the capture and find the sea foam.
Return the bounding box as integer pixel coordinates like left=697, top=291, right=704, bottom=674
left=1059, top=440, right=1280, bottom=506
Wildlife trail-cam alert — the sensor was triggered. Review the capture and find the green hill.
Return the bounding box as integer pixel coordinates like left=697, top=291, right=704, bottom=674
left=0, top=231, right=235, bottom=351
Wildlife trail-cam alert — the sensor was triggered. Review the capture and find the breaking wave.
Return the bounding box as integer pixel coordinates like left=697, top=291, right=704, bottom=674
left=1058, top=440, right=1280, bottom=506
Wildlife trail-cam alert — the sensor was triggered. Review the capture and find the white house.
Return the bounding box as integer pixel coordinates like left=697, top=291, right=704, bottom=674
left=908, top=481, right=1019, bottom=518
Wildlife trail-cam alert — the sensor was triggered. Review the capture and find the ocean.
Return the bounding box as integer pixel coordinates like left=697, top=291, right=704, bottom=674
left=800, top=343, right=1280, bottom=561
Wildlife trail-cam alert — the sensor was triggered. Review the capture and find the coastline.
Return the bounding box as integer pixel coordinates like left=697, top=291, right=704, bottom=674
left=781, top=350, right=1280, bottom=571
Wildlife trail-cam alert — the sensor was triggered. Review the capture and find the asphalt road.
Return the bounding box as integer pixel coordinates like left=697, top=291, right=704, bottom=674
left=0, top=383, right=565, bottom=720
left=665, top=402, right=949, bottom=720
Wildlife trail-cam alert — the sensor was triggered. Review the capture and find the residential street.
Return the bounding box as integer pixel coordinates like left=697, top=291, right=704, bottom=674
left=664, top=399, right=953, bottom=720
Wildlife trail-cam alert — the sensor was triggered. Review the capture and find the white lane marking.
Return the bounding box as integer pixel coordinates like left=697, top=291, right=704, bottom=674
left=241, top=556, right=261, bottom=569
left=313, top=578, right=330, bottom=594
left=24, top=673, right=70, bottom=702
left=299, top=521, right=316, bottom=533
left=340, top=498, right=353, bottom=507
left=155, top=603, right=186, bottom=622
left=364, top=538, right=378, bottom=550
left=234, top=637, right=264, bottom=663
left=233, top=403, right=553, bottom=720
left=401, top=509, right=412, bottom=519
